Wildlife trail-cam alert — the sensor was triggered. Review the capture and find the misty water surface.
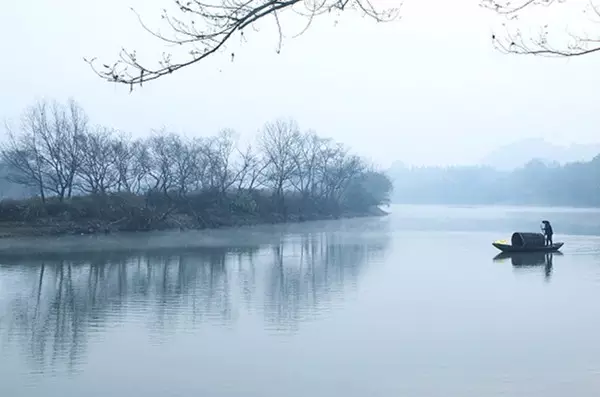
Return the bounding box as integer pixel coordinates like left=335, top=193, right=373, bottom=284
left=2, top=204, right=600, bottom=397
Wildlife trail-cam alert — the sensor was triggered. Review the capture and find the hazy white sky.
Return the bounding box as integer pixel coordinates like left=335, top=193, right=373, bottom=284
left=1, top=0, right=599, bottom=167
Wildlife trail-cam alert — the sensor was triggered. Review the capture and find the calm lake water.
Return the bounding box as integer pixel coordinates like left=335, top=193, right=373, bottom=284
left=2, top=204, right=600, bottom=396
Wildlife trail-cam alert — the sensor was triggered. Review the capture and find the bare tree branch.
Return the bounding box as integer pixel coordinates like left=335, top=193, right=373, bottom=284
left=85, top=0, right=402, bottom=89
left=485, top=0, right=600, bottom=57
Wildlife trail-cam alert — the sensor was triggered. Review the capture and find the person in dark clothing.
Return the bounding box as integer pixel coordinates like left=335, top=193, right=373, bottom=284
left=541, top=220, right=553, bottom=246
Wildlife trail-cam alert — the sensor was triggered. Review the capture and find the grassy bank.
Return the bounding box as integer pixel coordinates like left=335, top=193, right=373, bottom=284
left=0, top=190, right=389, bottom=238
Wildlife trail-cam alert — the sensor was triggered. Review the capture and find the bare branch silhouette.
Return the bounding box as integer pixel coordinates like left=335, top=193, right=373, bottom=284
left=484, top=0, right=600, bottom=57
left=85, top=0, right=402, bottom=89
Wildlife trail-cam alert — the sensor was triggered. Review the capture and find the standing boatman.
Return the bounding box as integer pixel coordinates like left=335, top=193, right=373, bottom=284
left=541, top=220, right=554, bottom=246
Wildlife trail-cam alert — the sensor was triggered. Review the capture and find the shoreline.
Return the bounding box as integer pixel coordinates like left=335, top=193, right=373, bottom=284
left=0, top=207, right=389, bottom=258
left=0, top=204, right=388, bottom=241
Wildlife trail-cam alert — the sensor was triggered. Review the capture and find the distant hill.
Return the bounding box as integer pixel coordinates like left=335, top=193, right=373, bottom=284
left=386, top=155, right=600, bottom=207
left=480, top=138, right=600, bottom=171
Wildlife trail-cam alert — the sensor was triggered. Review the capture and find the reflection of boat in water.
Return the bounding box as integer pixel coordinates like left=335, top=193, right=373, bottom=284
left=493, top=251, right=563, bottom=281
left=492, top=232, right=564, bottom=253
left=493, top=251, right=563, bottom=267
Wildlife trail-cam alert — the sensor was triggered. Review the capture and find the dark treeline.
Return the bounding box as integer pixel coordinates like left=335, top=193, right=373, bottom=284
left=391, top=156, right=600, bottom=207
left=0, top=99, right=392, bottom=236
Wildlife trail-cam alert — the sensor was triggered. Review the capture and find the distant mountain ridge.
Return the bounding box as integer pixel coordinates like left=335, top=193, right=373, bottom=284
left=480, top=138, right=600, bottom=171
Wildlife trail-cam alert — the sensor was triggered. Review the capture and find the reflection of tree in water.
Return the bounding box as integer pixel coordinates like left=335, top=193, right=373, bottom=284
left=0, top=223, right=390, bottom=373
left=0, top=247, right=245, bottom=375
left=2, top=261, right=92, bottom=376
left=233, top=248, right=258, bottom=314
left=263, top=232, right=389, bottom=332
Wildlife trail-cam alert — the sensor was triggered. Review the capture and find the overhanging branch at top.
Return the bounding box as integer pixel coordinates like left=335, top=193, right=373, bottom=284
left=85, top=0, right=402, bottom=91
left=86, top=0, right=600, bottom=91
left=484, top=0, right=600, bottom=57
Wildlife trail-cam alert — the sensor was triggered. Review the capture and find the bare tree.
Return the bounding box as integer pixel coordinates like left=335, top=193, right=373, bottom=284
left=186, top=137, right=211, bottom=192
left=290, top=130, right=326, bottom=199
left=235, top=143, right=268, bottom=193
left=1, top=99, right=88, bottom=202
left=53, top=100, right=88, bottom=199
left=260, top=119, right=302, bottom=198
left=485, top=0, right=600, bottom=57
left=204, top=129, right=239, bottom=195
left=76, top=126, right=121, bottom=194
left=112, top=136, right=141, bottom=194
left=144, top=133, right=178, bottom=195
left=86, top=0, right=401, bottom=88
left=315, top=142, right=364, bottom=202
left=42, top=100, right=87, bottom=200
left=168, top=135, right=203, bottom=196
left=1, top=125, right=47, bottom=201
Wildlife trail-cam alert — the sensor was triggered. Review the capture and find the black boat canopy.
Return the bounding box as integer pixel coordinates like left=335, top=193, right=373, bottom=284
left=511, top=232, right=546, bottom=248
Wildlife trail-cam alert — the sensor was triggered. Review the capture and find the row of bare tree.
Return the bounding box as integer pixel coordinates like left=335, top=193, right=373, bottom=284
left=1, top=99, right=390, bottom=211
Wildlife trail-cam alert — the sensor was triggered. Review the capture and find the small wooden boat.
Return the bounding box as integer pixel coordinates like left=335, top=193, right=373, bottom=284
left=492, top=232, right=564, bottom=253
left=493, top=241, right=564, bottom=253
